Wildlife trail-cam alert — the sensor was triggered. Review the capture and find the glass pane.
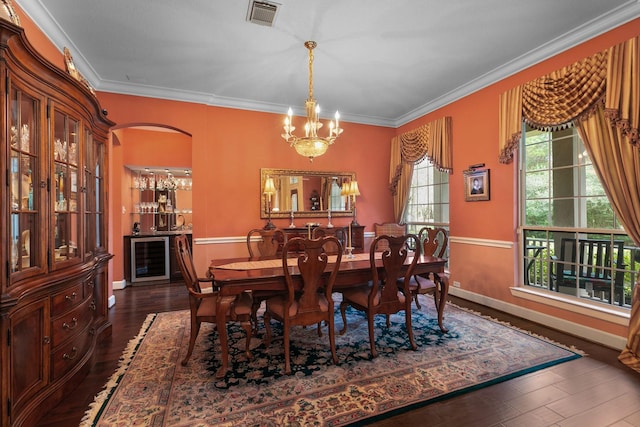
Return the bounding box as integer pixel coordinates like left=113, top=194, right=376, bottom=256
left=10, top=151, right=19, bottom=210
left=68, top=119, right=79, bottom=165
left=55, top=164, right=66, bottom=211
left=10, top=213, right=19, bottom=273
left=9, top=87, right=40, bottom=276
left=54, top=213, right=69, bottom=260
left=70, top=212, right=79, bottom=258
left=525, top=170, right=549, bottom=199
left=552, top=167, right=575, bottom=199
left=525, top=139, right=549, bottom=171
left=552, top=198, right=575, bottom=227
left=70, top=169, right=78, bottom=212
left=523, top=229, right=550, bottom=289
left=524, top=199, right=550, bottom=226
left=96, top=213, right=103, bottom=248
left=586, top=196, right=615, bottom=229
left=583, top=165, right=605, bottom=196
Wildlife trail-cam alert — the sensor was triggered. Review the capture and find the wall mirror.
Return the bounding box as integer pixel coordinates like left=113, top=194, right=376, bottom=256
left=260, top=168, right=356, bottom=219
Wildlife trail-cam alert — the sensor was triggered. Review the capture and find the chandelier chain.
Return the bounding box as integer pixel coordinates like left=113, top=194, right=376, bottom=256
left=307, top=43, right=314, bottom=101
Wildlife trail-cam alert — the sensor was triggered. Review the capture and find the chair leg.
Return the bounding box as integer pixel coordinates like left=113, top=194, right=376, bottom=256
left=240, top=318, right=253, bottom=361
left=328, top=316, right=338, bottom=366
left=433, top=288, right=440, bottom=311
left=385, top=314, right=390, bottom=328
left=181, top=319, right=201, bottom=366
left=251, top=299, right=262, bottom=336
left=339, top=301, right=349, bottom=335
left=368, top=313, right=377, bottom=358
left=263, top=312, right=272, bottom=346
left=405, top=308, right=417, bottom=351
left=284, top=320, right=291, bottom=375
left=413, top=275, right=422, bottom=309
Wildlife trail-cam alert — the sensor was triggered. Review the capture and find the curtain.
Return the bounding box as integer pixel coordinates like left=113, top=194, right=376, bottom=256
left=498, top=35, right=640, bottom=372
left=389, top=117, right=453, bottom=222
left=499, top=86, right=523, bottom=163
left=601, top=36, right=640, bottom=371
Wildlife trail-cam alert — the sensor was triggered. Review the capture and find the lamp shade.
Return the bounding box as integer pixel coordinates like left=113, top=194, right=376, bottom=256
left=263, top=177, right=276, bottom=195
left=348, top=180, right=360, bottom=196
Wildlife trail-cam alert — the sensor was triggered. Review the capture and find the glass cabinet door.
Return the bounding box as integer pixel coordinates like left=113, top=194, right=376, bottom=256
left=83, top=128, right=106, bottom=256
left=52, top=109, right=80, bottom=265
left=9, top=86, right=41, bottom=277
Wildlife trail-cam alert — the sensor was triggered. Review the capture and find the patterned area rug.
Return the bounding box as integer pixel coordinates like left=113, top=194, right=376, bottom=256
left=81, top=297, right=582, bottom=426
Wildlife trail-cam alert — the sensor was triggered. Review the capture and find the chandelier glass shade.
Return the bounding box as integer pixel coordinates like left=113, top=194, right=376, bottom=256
left=282, top=41, right=342, bottom=161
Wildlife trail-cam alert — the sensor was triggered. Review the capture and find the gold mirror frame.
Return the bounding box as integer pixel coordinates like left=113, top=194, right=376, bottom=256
left=260, top=168, right=356, bottom=219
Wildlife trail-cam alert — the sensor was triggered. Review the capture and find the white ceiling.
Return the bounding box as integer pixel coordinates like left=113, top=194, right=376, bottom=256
left=16, top=0, right=640, bottom=128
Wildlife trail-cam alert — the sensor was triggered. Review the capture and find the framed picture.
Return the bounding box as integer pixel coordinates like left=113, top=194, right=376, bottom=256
left=464, top=169, right=490, bottom=201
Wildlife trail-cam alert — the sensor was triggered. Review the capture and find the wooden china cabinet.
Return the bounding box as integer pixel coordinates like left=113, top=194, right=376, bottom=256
left=0, top=18, right=114, bottom=427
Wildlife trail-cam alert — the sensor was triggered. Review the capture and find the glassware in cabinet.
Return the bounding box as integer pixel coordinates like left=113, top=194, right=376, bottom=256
left=8, top=86, right=41, bottom=275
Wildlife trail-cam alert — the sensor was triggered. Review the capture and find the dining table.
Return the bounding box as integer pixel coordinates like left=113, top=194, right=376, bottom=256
left=208, top=251, right=447, bottom=378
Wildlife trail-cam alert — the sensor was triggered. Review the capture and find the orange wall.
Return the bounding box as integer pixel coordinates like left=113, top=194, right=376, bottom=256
left=11, top=3, right=640, bottom=340
left=96, top=93, right=395, bottom=281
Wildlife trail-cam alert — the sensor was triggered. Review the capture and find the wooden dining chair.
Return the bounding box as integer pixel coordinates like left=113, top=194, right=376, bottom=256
left=263, top=236, right=343, bottom=375
left=246, top=227, right=286, bottom=258
left=373, top=222, right=407, bottom=251
left=312, top=226, right=346, bottom=254
left=175, top=234, right=253, bottom=366
left=403, top=226, right=449, bottom=333
left=246, top=228, right=288, bottom=334
left=410, top=227, right=448, bottom=307
left=339, top=234, right=420, bottom=358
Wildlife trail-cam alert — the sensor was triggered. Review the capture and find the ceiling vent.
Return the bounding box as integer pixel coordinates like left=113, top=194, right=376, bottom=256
left=246, top=1, right=279, bottom=27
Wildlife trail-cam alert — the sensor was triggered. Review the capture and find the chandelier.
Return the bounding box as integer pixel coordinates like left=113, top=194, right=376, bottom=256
left=282, top=41, right=343, bottom=161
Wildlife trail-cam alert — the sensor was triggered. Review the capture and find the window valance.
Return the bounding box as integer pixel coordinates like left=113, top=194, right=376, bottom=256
left=389, top=116, right=452, bottom=195
left=388, top=116, right=452, bottom=223
left=499, top=36, right=639, bottom=164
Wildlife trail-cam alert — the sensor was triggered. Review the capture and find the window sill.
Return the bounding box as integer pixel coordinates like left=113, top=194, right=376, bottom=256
left=510, top=286, right=630, bottom=327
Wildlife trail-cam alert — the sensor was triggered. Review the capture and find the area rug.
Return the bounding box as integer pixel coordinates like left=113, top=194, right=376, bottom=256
left=80, top=297, right=583, bottom=426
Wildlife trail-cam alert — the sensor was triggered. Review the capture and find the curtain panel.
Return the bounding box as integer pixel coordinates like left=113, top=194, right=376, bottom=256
left=498, top=35, right=640, bottom=372
left=388, top=117, right=452, bottom=222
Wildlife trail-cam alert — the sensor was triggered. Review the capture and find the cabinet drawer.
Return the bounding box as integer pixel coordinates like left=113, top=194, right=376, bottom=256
left=51, top=324, right=92, bottom=382
left=51, top=297, right=94, bottom=347
left=51, top=282, right=84, bottom=316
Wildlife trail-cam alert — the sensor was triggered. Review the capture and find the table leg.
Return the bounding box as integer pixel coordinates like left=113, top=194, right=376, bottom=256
left=215, top=295, right=235, bottom=379
left=436, top=277, right=449, bottom=333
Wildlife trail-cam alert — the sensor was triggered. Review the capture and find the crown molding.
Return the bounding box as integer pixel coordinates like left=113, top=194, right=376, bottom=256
left=17, top=0, right=640, bottom=128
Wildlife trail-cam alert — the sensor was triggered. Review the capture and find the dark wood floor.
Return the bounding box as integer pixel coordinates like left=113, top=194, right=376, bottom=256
left=36, top=282, right=640, bottom=427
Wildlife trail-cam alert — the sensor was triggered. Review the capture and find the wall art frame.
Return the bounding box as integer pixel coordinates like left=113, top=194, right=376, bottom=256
left=464, top=169, right=490, bottom=201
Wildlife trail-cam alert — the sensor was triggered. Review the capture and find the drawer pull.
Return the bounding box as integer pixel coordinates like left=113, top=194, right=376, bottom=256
left=63, top=317, right=78, bottom=330
left=65, top=292, right=77, bottom=301
left=63, top=347, right=78, bottom=360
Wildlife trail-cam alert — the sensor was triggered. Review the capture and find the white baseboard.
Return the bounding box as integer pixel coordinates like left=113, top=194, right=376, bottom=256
left=108, top=294, right=116, bottom=308
left=112, top=279, right=127, bottom=290
left=448, top=287, right=627, bottom=351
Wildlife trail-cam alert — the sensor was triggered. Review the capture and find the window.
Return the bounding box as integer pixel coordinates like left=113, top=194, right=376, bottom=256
left=404, top=158, right=449, bottom=234
left=521, top=126, right=638, bottom=307
left=329, top=179, right=345, bottom=212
